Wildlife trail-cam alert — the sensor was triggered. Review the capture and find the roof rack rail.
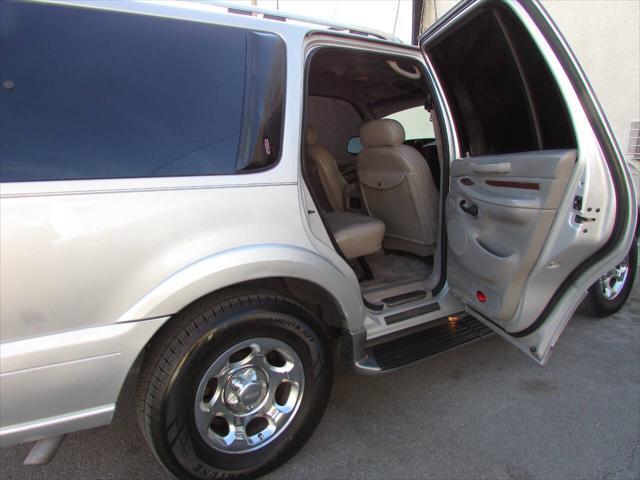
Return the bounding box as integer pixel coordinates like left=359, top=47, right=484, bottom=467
left=200, top=1, right=403, bottom=44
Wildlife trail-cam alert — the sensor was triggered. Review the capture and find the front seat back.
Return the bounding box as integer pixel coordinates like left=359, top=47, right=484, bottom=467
left=305, top=125, right=347, bottom=212
left=357, top=119, right=438, bottom=256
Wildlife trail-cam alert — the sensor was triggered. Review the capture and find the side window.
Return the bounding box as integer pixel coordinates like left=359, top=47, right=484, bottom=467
left=346, top=137, right=363, bottom=155
left=0, top=2, right=285, bottom=182
left=427, top=4, right=575, bottom=157
left=383, top=106, right=435, bottom=140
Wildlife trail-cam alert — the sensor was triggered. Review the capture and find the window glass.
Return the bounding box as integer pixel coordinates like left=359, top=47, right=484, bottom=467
left=347, top=137, right=363, bottom=155
left=426, top=3, right=575, bottom=156
left=0, top=2, right=285, bottom=182
left=384, top=106, right=435, bottom=140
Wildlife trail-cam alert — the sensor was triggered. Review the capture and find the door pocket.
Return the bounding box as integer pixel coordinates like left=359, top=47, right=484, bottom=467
left=475, top=237, right=514, bottom=259
left=450, top=233, right=518, bottom=286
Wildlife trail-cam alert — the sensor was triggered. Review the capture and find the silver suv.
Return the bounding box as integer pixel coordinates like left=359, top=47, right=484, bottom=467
left=0, top=1, right=637, bottom=479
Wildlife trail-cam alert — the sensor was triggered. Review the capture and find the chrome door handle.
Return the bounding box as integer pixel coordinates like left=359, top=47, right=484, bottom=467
left=470, top=162, right=511, bottom=174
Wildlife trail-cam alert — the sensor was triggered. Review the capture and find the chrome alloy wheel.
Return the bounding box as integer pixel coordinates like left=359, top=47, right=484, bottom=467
left=599, top=259, right=630, bottom=300
left=194, top=338, right=305, bottom=454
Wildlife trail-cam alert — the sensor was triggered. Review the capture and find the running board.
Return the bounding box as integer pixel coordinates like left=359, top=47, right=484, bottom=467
left=372, top=315, right=492, bottom=370
left=347, top=315, right=492, bottom=372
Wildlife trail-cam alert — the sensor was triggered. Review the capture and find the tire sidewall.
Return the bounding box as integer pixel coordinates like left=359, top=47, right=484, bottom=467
left=156, top=299, right=331, bottom=480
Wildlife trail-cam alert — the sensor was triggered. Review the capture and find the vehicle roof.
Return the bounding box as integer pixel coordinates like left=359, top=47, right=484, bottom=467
left=38, top=0, right=406, bottom=45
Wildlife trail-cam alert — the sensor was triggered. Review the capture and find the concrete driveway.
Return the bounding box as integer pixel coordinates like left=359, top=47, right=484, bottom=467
left=2, top=284, right=638, bottom=480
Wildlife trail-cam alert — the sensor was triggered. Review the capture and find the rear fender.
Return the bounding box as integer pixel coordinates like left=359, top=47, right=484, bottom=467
left=118, top=244, right=365, bottom=331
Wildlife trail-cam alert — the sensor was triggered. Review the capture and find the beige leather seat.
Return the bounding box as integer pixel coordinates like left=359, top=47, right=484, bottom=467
left=357, top=119, right=438, bottom=257
left=305, top=125, right=348, bottom=212
left=305, top=125, right=385, bottom=259
left=324, top=211, right=385, bottom=259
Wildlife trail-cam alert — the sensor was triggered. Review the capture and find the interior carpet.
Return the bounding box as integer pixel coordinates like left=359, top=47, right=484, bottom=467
left=362, top=250, right=432, bottom=288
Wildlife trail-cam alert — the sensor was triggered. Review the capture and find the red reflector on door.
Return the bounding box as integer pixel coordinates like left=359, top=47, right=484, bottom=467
left=476, top=291, right=487, bottom=303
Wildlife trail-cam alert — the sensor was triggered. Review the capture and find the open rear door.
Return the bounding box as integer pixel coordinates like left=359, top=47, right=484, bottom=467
left=420, top=0, right=636, bottom=364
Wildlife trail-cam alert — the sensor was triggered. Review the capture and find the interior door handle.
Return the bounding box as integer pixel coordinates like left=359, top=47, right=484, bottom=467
left=470, top=162, right=511, bottom=174
left=459, top=199, right=478, bottom=217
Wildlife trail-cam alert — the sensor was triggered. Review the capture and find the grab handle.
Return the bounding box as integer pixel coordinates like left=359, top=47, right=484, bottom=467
left=470, top=162, right=511, bottom=174
left=459, top=199, right=478, bottom=217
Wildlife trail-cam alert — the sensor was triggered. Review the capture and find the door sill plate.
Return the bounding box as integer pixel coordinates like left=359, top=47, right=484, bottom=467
left=381, top=290, right=427, bottom=308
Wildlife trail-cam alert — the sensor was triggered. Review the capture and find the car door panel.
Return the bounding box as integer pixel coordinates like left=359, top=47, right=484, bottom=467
left=420, top=0, right=636, bottom=363
left=447, top=150, right=576, bottom=323
left=450, top=150, right=575, bottom=209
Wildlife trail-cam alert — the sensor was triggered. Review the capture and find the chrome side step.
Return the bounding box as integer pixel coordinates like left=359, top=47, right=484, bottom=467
left=24, top=434, right=66, bottom=465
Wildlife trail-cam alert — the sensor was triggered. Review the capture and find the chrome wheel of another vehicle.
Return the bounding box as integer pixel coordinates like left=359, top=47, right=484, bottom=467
left=599, top=259, right=630, bottom=300
left=194, top=338, right=305, bottom=454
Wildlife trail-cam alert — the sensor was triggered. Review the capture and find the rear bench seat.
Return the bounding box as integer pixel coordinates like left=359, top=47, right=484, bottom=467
left=325, top=211, right=385, bottom=259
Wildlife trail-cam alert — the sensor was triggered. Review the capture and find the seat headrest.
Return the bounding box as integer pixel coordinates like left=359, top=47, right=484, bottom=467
left=305, top=125, right=318, bottom=146
left=360, top=119, right=405, bottom=148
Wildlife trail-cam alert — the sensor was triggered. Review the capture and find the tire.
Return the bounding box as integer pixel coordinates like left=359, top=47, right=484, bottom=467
left=584, top=240, right=638, bottom=318
left=136, top=289, right=332, bottom=480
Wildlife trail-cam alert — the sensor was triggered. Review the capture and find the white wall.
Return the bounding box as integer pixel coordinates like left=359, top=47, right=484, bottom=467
left=421, top=0, right=640, bottom=164
left=543, top=0, right=639, bottom=163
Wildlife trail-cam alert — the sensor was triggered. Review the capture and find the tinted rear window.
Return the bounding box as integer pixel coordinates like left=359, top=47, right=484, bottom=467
left=0, top=2, right=285, bottom=182
left=426, top=2, right=575, bottom=157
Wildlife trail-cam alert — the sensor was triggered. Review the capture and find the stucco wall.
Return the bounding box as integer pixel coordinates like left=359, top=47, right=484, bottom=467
left=421, top=0, right=640, bottom=164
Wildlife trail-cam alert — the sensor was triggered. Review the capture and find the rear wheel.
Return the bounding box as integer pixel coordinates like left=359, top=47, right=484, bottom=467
left=136, top=290, right=332, bottom=480
left=584, top=240, right=637, bottom=318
